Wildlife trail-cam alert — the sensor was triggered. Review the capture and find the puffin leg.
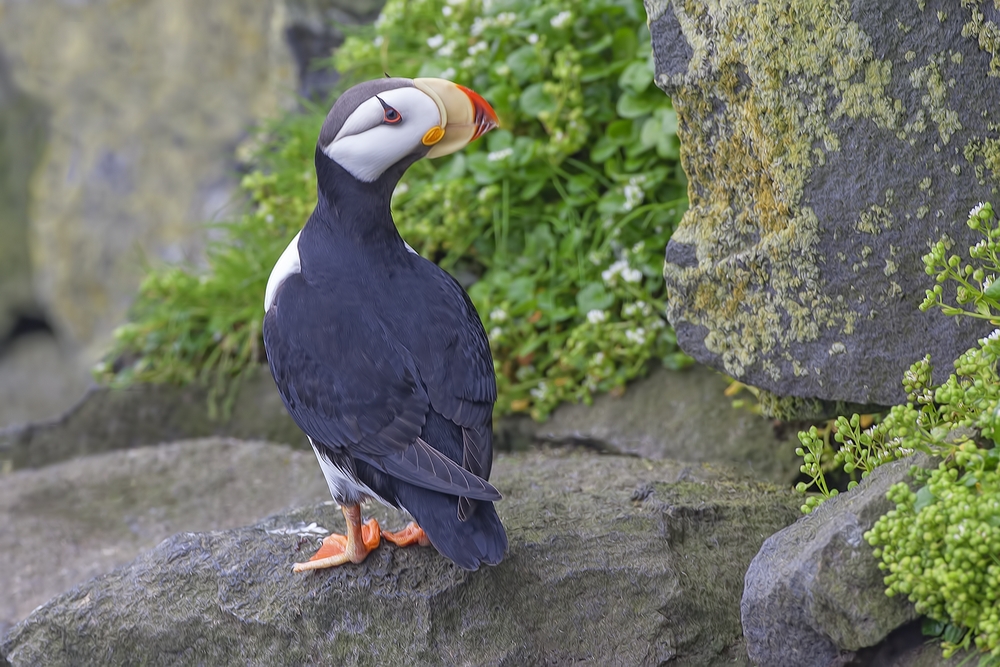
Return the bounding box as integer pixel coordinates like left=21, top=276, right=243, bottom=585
left=292, top=504, right=381, bottom=572
left=382, top=521, right=431, bottom=548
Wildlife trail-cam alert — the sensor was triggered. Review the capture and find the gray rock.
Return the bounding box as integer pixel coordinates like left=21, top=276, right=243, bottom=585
left=0, top=438, right=330, bottom=632
left=0, top=365, right=304, bottom=470
left=0, top=51, right=46, bottom=343
left=741, top=453, right=936, bottom=667
left=0, top=332, right=92, bottom=429
left=0, top=0, right=382, bottom=364
left=852, top=621, right=972, bottom=667
left=527, top=364, right=800, bottom=484
left=2, top=447, right=801, bottom=667
left=646, top=0, right=997, bottom=413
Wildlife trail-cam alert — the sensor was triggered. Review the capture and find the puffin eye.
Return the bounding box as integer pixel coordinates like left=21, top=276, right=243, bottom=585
left=376, top=96, right=402, bottom=124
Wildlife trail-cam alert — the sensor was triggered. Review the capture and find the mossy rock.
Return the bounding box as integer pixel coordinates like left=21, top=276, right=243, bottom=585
left=648, top=0, right=999, bottom=415
left=2, top=448, right=801, bottom=666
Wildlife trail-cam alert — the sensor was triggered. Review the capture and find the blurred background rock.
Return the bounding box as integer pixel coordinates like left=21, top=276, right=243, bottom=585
left=0, top=0, right=383, bottom=428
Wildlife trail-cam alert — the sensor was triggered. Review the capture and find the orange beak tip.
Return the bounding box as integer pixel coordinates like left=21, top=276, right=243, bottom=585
left=457, top=83, right=499, bottom=140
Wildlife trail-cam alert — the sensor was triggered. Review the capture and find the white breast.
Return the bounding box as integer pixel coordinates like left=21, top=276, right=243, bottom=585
left=264, top=231, right=302, bottom=312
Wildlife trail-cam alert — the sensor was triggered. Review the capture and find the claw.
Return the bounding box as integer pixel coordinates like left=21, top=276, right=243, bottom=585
left=382, top=521, right=431, bottom=548
left=292, top=506, right=381, bottom=572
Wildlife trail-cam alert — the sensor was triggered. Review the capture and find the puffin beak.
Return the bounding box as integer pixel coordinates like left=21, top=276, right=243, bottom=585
left=413, top=78, right=499, bottom=158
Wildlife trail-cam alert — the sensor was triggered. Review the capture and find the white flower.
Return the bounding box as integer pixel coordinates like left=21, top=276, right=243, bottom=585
left=622, top=267, right=643, bottom=283
left=471, top=17, right=489, bottom=36
left=437, top=40, right=457, bottom=57
left=593, top=352, right=605, bottom=365
left=468, top=41, right=489, bottom=55
left=984, top=275, right=998, bottom=292
left=550, top=10, right=572, bottom=28
left=974, top=240, right=987, bottom=252
left=631, top=241, right=644, bottom=253
left=622, top=303, right=637, bottom=317
left=427, top=34, right=445, bottom=49
left=625, top=328, right=647, bottom=345
left=489, top=327, right=502, bottom=339
left=527, top=33, right=539, bottom=44
left=586, top=309, right=606, bottom=324
left=391, top=183, right=409, bottom=198
left=439, top=67, right=456, bottom=79
left=970, top=202, right=986, bottom=219
left=601, top=259, right=629, bottom=284
left=373, top=35, right=384, bottom=47
left=462, top=57, right=475, bottom=69
left=530, top=382, right=549, bottom=400
left=490, top=308, right=508, bottom=322
left=496, top=12, right=517, bottom=26
left=442, top=5, right=453, bottom=16
left=446, top=0, right=465, bottom=5
left=980, top=329, right=1000, bottom=345
left=623, top=183, right=644, bottom=212
left=487, top=147, right=513, bottom=162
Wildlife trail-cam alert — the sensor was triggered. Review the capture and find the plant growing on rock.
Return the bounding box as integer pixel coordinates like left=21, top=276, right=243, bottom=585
left=97, top=0, right=690, bottom=420
left=797, top=202, right=1000, bottom=661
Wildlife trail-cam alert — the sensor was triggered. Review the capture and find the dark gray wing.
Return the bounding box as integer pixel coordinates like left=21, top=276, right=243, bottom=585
left=264, top=274, right=499, bottom=501
left=398, top=258, right=498, bottom=518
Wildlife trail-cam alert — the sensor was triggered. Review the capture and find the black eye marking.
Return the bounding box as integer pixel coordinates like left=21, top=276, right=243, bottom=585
left=376, top=96, right=402, bottom=124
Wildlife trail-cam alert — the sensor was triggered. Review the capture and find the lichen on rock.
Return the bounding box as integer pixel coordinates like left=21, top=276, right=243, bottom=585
left=648, top=0, right=999, bottom=413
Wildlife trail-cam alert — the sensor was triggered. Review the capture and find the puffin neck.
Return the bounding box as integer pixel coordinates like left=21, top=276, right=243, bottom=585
left=313, top=147, right=414, bottom=251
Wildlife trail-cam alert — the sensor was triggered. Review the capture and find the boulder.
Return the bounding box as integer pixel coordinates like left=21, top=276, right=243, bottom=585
left=0, top=0, right=381, bottom=365
left=646, top=0, right=998, bottom=415
left=0, top=438, right=330, bottom=634
left=0, top=365, right=303, bottom=469
left=2, top=447, right=802, bottom=666
left=741, top=453, right=937, bottom=666
left=0, top=332, right=93, bottom=429
left=526, top=364, right=800, bottom=484
left=0, top=51, right=46, bottom=343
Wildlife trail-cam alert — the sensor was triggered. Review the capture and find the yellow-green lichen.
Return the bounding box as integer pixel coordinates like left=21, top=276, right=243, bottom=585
left=659, top=0, right=998, bottom=392
left=909, top=53, right=962, bottom=145
left=662, top=0, right=888, bottom=380
left=962, top=6, right=1000, bottom=77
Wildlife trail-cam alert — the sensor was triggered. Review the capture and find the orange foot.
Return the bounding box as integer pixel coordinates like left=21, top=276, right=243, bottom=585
left=382, top=521, right=431, bottom=548
left=292, top=505, right=381, bottom=572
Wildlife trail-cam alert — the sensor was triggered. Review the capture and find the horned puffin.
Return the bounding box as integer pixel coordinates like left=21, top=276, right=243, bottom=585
left=262, top=77, right=507, bottom=571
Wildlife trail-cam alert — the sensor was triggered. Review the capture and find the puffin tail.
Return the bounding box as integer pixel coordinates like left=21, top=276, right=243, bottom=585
left=395, top=485, right=508, bottom=570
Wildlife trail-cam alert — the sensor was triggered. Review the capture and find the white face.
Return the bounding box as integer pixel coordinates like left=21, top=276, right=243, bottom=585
left=321, top=86, right=441, bottom=183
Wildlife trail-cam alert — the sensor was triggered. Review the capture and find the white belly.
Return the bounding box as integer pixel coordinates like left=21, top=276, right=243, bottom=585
left=309, top=437, right=376, bottom=502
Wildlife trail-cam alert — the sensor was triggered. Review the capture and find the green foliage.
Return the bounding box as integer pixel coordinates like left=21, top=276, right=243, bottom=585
left=336, top=0, right=691, bottom=418
left=867, top=444, right=1000, bottom=660
left=98, top=0, right=691, bottom=420
left=795, top=201, right=1000, bottom=661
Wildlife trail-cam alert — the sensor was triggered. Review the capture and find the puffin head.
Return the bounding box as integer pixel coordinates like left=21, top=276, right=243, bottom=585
left=318, top=77, right=499, bottom=183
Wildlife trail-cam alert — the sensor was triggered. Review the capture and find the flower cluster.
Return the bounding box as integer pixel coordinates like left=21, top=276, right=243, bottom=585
left=795, top=202, right=1000, bottom=661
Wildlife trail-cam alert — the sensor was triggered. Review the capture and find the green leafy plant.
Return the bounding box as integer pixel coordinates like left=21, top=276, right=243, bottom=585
left=795, top=202, right=1000, bottom=661
left=98, top=0, right=691, bottom=420
left=93, top=110, right=323, bottom=415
